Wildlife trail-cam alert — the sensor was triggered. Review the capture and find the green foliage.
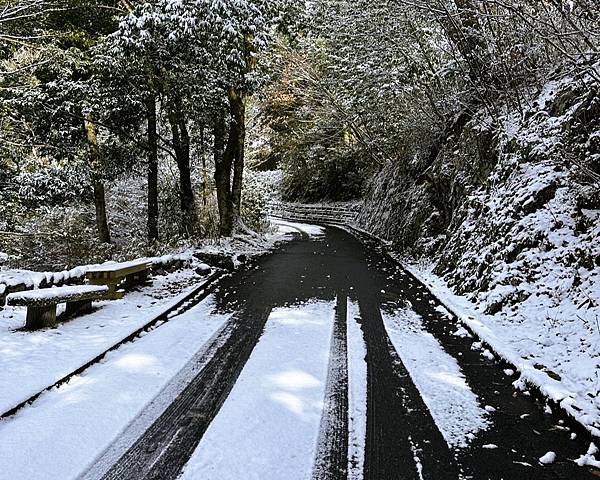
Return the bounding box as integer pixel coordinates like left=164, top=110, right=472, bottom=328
left=261, top=0, right=600, bottom=204
left=240, top=171, right=272, bottom=231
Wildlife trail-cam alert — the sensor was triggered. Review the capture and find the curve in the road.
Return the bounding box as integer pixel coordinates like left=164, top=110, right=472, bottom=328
left=83, top=226, right=598, bottom=480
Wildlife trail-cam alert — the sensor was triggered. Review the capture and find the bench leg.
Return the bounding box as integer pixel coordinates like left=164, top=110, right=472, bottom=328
left=124, top=270, right=150, bottom=289
left=65, top=300, right=92, bottom=317
left=105, top=282, right=124, bottom=300
left=26, top=305, right=57, bottom=330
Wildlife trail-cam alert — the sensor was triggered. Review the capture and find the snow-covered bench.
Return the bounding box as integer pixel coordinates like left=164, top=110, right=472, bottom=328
left=6, top=285, right=109, bottom=330
left=86, top=260, right=152, bottom=300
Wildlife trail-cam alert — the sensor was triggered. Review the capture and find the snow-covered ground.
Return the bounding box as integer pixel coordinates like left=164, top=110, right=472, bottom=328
left=0, top=268, right=200, bottom=415
left=382, top=306, right=490, bottom=448
left=179, top=301, right=335, bottom=480
left=414, top=71, right=600, bottom=440
left=406, top=262, right=600, bottom=439
left=0, top=297, right=231, bottom=480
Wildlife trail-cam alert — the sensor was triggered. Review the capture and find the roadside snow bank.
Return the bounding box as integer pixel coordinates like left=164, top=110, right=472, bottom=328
left=406, top=262, right=600, bottom=438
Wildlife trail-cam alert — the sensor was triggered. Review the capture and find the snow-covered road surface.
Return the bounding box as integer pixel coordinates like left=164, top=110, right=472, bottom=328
left=0, top=224, right=598, bottom=479
left=180, top=302, right=334, bottom=480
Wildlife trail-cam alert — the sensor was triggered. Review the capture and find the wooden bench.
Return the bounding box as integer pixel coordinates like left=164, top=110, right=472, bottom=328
left=6, top=285, right=109, bottom=330
left=86, top=259, right=152, bottom=300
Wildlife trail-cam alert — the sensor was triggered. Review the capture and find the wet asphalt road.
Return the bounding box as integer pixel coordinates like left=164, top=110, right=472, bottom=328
left=96, top=226, right=598, bottom=480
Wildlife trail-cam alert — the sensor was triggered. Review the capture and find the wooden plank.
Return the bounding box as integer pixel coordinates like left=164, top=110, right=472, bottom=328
left=6, top=285, right=109, bottom=307
left=86, top=260, right=151, bottom=279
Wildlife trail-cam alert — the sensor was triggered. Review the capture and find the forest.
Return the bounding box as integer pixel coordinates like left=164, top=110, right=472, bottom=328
left=1, top=1, right=598, bottom=270
left=1, top=1, right=600, bottom=478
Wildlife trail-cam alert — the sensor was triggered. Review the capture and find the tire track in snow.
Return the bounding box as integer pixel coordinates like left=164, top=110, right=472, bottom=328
left=99, top=304, right=273, bottom=480
left=179, top=301, right=335, bottom=480
left=359, top=295, right=460, bottom=480
left=381, top=306, right=490, bottom=449
left=312, top=294, right=349, bottom=480
left=79, top=311, right=234, bottom=480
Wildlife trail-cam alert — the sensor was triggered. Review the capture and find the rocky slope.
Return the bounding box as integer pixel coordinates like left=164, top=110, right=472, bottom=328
left=359, top=67, right=600, bottom=435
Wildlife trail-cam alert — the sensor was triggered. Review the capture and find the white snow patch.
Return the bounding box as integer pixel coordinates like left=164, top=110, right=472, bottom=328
left=575, top=443, right=600, bottom=468
left=347, top=300, right=367, bottom=479
left=434, top=304, right=452, bottom=318
left=382, top=307, right=489, bottom=448
left=6, top=284, right=108, bottom=302
left=408, top=436, right=425, bottom=480
left=539, top=451, right=557, bottom=465
left=179, top=301, right=335, bottom=480
left=452, top=326, right=471, bottom=338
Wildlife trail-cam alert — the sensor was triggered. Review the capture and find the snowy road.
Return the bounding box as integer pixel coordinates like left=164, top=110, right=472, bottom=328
left=1, top=224, right=598, bottom=479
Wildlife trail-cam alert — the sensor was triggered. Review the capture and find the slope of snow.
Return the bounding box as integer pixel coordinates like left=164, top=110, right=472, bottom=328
left=420, top=73, right=600, bottom=438
left=179, top=301, right=335, bottom=480
left=382, top=306, right=490, bottom=448
left=0, top=297, right=231, bottom=480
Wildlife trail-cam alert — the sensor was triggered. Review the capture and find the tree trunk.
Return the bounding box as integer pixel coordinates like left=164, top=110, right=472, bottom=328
left=215, top=33, right=254, bottom=236
left=229, top=87, right=247, bottom=219
left=84, top=115, right=111, bottom=244
left=200, top=125, right=208, bottom=208
left=146, top=93, right=159, bottom=243
left=168, top=101, right=196, bottom=235
left=214, top=111, right=234, bottom=236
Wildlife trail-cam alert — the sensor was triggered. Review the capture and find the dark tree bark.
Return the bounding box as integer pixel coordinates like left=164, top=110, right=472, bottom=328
left=200, top=125, right=208, bottom=208
left=215, top=33, right=255, bottom=237
left=229, top=87, right=246, bottom=218
left=168, top=99, right=196, bottom=235
left=146, top=92, right=159, bottom=243
left=84, top=115, right=111, bottom=244
left=214, top=111, right=234, bottom=236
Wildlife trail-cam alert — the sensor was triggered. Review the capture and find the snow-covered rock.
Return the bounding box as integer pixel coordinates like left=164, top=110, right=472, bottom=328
left=539, top=451, right=556, bottom=465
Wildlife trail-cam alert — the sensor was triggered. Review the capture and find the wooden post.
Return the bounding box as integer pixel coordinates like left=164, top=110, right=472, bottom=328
left=25, top=305, right=57, bottom=330
left=65, top=300, right=93, bottom=317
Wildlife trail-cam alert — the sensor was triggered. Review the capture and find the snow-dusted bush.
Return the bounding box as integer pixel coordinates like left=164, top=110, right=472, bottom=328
left=17, top=161, right=91, bottom=206
left=241, top=170, right=273, bottom=232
